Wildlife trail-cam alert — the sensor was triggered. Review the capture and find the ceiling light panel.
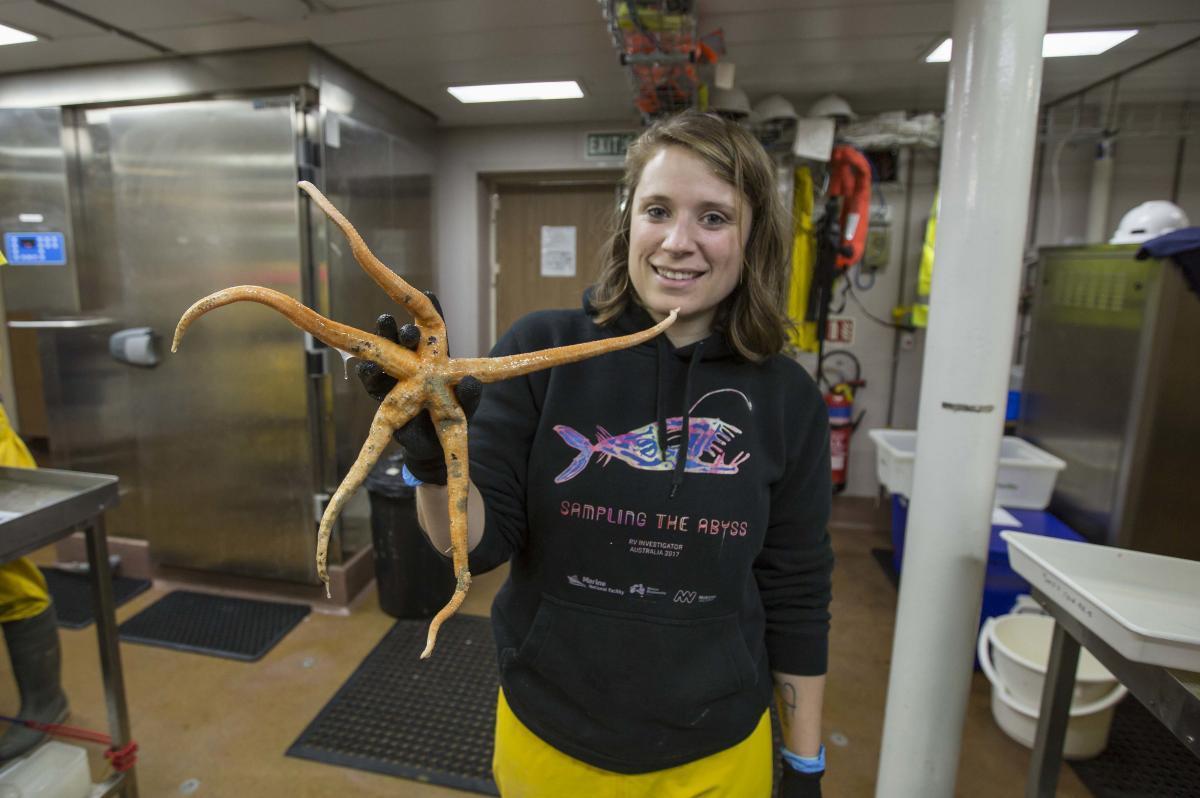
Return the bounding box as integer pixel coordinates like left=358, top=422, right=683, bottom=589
left=1041, top=30, right=1139, bottom=58
left=926, top=38, right=952, bottom=63
left=0, top=23, right=38, bottom=46
left=925, top=29, right=1138, bottom=63
left=448, top=81, right=584, bottom=103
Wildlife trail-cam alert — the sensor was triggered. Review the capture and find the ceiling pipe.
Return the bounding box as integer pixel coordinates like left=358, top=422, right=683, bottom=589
left=1085, top=79, right=1121, bottom=243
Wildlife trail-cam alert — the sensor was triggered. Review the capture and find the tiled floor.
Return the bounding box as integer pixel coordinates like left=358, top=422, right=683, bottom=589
left=1, top=500, right=1092, bottom=796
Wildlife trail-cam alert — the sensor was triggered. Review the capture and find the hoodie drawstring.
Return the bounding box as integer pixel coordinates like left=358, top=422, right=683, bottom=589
left=671, top=340, right=704, bottom=498
left=655, top=336, right=671, bottom=474
left=655, top=337, right=705, bottom=500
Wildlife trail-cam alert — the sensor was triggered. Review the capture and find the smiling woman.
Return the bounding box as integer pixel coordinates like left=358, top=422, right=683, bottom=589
left=626, top=146, right=751, bottom=347
left=589, top=110, right=794, bottom=361
left=360, top=109, right=833, bottom=798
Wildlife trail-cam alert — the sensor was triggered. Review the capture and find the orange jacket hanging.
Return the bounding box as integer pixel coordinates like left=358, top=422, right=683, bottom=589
left=828, top=145, right=872, bottom=269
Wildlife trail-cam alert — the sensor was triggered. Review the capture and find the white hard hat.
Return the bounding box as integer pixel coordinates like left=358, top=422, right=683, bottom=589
left=751, top=94, right=798, bottom=122
left=708, top=87, right=750, bottom=118
left=1110, top=201, right=1190, bottom=244
left=807, top=93, right=857, bottom=120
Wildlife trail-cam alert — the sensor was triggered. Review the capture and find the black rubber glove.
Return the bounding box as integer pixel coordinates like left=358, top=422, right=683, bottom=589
left=780, top=766, right=823, bottom=798
left=355, top=291, right=482, bottom=486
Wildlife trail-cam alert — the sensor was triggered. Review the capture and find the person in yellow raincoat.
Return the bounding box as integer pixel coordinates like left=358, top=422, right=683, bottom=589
left=0, top=251, right=69, bottom=761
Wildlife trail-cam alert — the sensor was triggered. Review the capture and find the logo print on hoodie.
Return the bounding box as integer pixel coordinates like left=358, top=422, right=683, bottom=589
left=552, top=389, right=751, bottom=483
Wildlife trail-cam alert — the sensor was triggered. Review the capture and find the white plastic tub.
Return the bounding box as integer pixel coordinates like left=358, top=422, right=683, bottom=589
left=868, top=429, right=1066, bottom=509
left=978, top=612, right=1127, bottom=759
left=1002, top=530, right=1200, bottom=670
left=0, top=741, right=92, bottom=798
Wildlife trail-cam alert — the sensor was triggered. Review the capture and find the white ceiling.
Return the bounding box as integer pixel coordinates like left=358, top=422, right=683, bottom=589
left=0, top=0, right=1198, bottom=126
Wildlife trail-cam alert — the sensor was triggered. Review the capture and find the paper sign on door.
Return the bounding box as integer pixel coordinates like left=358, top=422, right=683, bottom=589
left=540, top=226, right=576, bottom=278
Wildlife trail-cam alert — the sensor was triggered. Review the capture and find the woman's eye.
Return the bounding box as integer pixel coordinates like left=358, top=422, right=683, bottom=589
left=702, top=213, right=729, bottom=226
left=645, top=206, right=668, bottom=219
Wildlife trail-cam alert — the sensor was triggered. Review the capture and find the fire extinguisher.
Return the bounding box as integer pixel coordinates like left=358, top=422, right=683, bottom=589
left=826, top=381, right=864, bottom=494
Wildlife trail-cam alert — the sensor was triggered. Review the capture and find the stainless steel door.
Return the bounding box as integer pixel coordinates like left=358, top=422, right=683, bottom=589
left=319, top=111, right=434, bottom=554
left=70, top=98, right=319, bottom=581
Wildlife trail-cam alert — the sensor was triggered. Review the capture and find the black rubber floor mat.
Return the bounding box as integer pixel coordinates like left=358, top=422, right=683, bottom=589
left=41, top=567, right=151, bottom=629
left=1069, top=696, right=1200, bottom=797
left=287, top=614, right=499, bottom=795
left=118, top=590, right=309, bottom=662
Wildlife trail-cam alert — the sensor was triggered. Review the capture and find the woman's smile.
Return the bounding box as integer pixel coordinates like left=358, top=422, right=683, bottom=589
left=650, top=263, right=706, bottom=284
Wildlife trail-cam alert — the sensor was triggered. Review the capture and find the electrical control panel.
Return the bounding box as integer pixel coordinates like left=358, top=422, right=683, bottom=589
left=3, top=232, right=66, bottom=266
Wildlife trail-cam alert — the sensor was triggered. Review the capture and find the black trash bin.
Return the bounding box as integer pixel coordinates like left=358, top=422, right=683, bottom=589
left=364, top=453, right=456, bottom=619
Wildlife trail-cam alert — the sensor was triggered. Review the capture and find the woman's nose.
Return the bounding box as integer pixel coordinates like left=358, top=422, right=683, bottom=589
left=661, top=219, right=694, bottom=253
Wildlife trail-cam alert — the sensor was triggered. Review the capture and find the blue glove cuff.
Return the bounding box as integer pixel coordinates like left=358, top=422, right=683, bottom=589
left=401, top=464, right=425, bottom=487
left=781, top=744, right=825, bottom=774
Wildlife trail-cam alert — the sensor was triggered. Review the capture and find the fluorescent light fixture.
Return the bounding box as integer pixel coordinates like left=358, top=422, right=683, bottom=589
left=926, top=38, right=953, bottom=63
left=0, top=23, right=38, bottom=46
left=925, top=29, right=1138, bottom=62
left=1042, top=30, right=1139, bottom=57
left=448, top=81, right=583, bottom=104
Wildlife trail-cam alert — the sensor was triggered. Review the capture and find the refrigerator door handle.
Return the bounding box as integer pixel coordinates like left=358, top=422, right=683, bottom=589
left=7, top=317, right=118, bottom=329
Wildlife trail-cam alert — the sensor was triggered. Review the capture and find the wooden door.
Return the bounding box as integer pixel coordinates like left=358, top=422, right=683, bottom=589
left=494, top=180, right=620, bottom=340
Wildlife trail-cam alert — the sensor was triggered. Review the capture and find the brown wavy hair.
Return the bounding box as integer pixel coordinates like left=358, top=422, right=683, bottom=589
left=589, top=110, right=793, bottom=362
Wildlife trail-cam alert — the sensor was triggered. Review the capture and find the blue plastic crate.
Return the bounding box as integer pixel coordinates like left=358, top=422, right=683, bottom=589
left=889, top=494, right=1084, bottom=626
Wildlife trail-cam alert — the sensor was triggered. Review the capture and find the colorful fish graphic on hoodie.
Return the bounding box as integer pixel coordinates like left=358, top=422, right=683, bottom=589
left=552, top=390, right=751, bottom=483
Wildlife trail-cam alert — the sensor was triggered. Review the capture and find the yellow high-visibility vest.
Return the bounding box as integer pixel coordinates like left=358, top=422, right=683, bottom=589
left=913, top=193, right=938, bottom=328
left=786, top=166, right=819, bottom=352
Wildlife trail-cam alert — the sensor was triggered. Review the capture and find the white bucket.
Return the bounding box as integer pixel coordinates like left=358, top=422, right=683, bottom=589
left=978, top=613, right=1127, bottom=760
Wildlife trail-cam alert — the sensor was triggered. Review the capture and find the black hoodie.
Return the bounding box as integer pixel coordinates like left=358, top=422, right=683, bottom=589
left=465, top=294, right=833, bottom=774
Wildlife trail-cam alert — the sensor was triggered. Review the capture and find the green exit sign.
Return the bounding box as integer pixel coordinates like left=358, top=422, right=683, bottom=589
left=586, top=132, right=637, bottom=159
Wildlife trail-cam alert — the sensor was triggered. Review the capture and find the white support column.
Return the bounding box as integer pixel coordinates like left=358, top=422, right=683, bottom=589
left=875, top=1, right=1048, bottom=796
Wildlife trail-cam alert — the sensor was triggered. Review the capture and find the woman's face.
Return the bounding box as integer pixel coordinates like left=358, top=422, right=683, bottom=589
left=627, top=145, right=752, bottom=342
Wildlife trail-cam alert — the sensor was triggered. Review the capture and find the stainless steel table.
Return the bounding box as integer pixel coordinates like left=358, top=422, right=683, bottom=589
left=0, top=465, right=138, bottom=797
left=1026, top=586, right=1200, bottom=797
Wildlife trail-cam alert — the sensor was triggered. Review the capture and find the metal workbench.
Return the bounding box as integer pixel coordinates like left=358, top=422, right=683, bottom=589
left=0, top=465, right=137, bottom=797
left=1025, top=587, right=1200, bottom=797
